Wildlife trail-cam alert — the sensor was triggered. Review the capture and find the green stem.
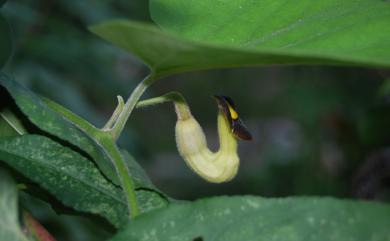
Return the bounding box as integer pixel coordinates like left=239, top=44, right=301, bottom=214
left=136, top=91, right=185, bottom=108
left=98, top=74, right=159, bottom=218
left=100, top=78, right=190, bottom=218
left=110, top=74, right=156, bottom=140
left=136, top=91, right=191, bottom=120
left=98, top=135, right=140, bottom=218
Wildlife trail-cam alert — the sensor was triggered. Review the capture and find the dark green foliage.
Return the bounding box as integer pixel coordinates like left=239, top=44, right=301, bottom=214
left=0, top=75, right=168, bottom=228
left=0, top=135, right=167, bottom=228
left=1, top=135, right=126, bottom=228
left=0, top=73, right=120, bottom=184
left=0, top=73, right=163, bottom=191
left=111, top=196, right=390, bottom=241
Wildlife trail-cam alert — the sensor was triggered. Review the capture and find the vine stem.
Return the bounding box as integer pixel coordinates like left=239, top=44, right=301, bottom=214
left=98, top=73, right=157, bottom=219
left=97, top=135, right=140, bottom=218
left=110, top=74, right=156, bottom=140
left=100, top=76, right=189, bottom=218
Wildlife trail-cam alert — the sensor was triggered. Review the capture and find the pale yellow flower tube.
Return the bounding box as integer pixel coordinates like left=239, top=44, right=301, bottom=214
left=174, top=95, right=251, bottom=183
left=137, top=93, right=251, bottom=183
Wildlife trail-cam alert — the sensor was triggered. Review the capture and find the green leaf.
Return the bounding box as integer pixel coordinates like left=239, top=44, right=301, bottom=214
left=0, top=73, right=115, bottom=181
left=90, top=0, right=390, bottom=78
left=0, top=73, right=154, bottom=191
left=0, top=14, right=12, bottom=69
left=0, top=0, right=6, bottom=8
left=110, top=196, right=390, bottom=241
left=0, top=135, right=167, bottom=228
left=151, top=0, right=390, bottom=68
left=0, top=73, right=120, bottom=184
left=0, top=169, right=30, bottom=241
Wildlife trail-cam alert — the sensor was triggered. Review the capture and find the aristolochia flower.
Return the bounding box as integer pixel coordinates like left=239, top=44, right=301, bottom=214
left=174, top=95, right=252, bottom=183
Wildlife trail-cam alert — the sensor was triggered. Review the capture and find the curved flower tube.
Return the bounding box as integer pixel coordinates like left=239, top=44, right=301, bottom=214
left=137, top=92, right=252, bottom=183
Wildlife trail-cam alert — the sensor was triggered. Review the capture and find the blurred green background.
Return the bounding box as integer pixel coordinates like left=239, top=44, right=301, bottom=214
left=1, top=1, right=389, bottom=240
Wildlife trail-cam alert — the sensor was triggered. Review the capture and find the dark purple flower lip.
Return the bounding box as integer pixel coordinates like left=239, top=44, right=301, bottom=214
left=214, top=95, right=252, bottom=141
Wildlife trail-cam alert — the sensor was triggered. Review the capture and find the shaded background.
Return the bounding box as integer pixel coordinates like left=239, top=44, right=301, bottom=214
left=1, top=1, right=390, bottom=240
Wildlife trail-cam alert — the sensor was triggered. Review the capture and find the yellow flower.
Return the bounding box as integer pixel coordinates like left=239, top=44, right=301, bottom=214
left=174, top=95, right=252, bottom=183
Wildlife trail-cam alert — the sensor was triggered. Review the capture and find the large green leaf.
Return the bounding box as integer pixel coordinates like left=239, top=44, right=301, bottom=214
left=0, top=73, right=156, bottom=191
left=0, top=135, right=167, bottom=228
left=111, top=196, right=390, bottom=241
left=89, top=21, right=329, bottom=78
left=151, top=0, right=390, bottom=63
left=0, top=170, right=30, bottom=241
left=0, top=73, right=117, bottom=184
left=90, top=0, right=390, bottom=78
